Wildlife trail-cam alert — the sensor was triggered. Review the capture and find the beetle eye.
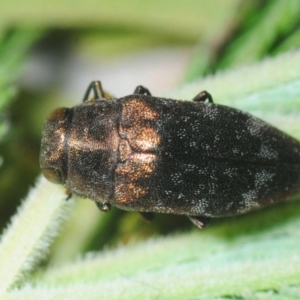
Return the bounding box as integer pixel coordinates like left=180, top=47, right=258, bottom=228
left=42, top=168, right=63, bottom=184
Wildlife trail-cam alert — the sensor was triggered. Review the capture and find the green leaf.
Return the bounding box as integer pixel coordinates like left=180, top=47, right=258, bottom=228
left=185, top=0, right=300, bottom=81
left=0, top=0, right=239, bottom=42
left=0, top=29, right=42, bottom=111
left=0, top=176, right=72, bottom=296
left=217, top=1, right=300, bottom=69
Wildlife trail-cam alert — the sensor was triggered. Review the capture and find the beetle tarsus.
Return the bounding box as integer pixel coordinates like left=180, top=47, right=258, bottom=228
left=65, top=189, right=72, bottom=201
left=139, top=211, right=155, bottom=222
left=193, top=91, right=213, bottom=103
left=95, top=202, right=111, bottom=212
left=134, top=85, right=152, bottom=96
left=83, top=81, right=105, bottom=102
left=188, top=216, right=211, bottom=228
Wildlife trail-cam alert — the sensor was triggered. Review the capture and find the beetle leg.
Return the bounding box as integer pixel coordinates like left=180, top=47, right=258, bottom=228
left=83, top=81, right=105, bottom=102
left=95, top=202, right=111, bottom=212
left=139, top=211, right=155, bottom=222
left=134, top=85, right=152, bottom=96
left=188, top=216, right=211, bottom=228
left=192, top=91, right=213, bottom=103
left=65, top=189, right=72, bottom=200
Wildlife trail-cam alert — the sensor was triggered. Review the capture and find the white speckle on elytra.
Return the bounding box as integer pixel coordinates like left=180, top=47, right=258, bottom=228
left=246, top=117, right=265, bottom=136
left=205, top=106, right=218, bottom=121
left=258, top=144, right=278, bottom=160
left=240, top=190, right=259, bottom=212
left=195, top=187, right=204, bottom=195
left=190, top=198, right=210, bottom=215
left=171, top=172, right=183, bottom=184
left=232, top=148, right=239, bottom=154
left=208, top=180, right=216, bottom=195
left=255, top=170, right=274, bottom=190
left=214, top=135, right=220, bottom=143
left=223, top=167, right=236, bottom=178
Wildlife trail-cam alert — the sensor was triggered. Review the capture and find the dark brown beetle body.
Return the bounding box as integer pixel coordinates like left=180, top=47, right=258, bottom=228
left=40, top=81, right=300, bottom=228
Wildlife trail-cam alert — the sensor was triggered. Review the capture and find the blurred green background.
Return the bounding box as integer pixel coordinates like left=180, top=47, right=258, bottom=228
left=1, top=0, right=300, bottom=266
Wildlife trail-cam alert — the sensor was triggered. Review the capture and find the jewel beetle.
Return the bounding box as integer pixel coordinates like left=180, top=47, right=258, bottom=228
left=40, top=81, right=300, bottom=228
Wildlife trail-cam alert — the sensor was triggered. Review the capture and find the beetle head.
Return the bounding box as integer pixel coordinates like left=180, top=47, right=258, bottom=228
left=40, top=107, right=70, bottom=185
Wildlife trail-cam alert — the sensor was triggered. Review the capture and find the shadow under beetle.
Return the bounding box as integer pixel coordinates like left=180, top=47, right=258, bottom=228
left=40, top=81, right=300, bottom=228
